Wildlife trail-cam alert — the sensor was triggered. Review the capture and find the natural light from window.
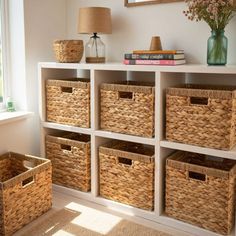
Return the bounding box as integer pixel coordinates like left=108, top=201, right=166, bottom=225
left=0, top=0, right=4, bottom=107
left=66, top=202, right=122, bottom=234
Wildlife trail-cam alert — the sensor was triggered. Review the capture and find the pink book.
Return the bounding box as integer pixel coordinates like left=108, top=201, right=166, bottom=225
left=123, top=59, right=186, bottom=65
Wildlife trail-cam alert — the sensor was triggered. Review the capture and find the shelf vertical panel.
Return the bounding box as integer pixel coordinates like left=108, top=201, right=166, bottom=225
left=92, top=69, right=126, bottom=197
left=92, top=136, right=111, bottom=197
left=90, top=69, right=95, bottom=131
left=155, top=71, right=161, bottom=218
left=158, top=72, right=185, bottom=216
left=90, top=68, right=97, bottom=197
left=90, top=134, right=97, bottom=196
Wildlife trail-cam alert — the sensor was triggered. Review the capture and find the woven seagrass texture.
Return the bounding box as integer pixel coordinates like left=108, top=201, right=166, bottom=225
left=46, top=79, right=90, bottom=128
left=46, top=133, right=91, bottom=192
left=99, top=141, right=155, bottom=210
left=165, top=151, right=236, bottom=235
left=53, top=40, right=84, bottom=63
left=0, top=152, right=52, bottom=236
left=166, top=85, right=236, bottom=150
left=100, top=82, right=155, bottom=137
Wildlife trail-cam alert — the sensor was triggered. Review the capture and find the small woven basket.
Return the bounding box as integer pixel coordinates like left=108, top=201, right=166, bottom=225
left=46, top=78, right=90, bottom=127
left=46, top=132, right=91, bottom=192
left=0, top=152, right=52, bottom=236
left=53, top=40, right=84, bottom=63
left=100, top=81, right=155, bottom=137
left=165, top=151, right=236, bottom=235
left=99, top=140, right=155, bottom=210
left=166, top=84, right=236, bottom=150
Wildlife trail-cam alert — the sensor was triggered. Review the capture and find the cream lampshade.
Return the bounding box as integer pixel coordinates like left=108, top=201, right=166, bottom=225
left=78, top=7, right=112, bottom=63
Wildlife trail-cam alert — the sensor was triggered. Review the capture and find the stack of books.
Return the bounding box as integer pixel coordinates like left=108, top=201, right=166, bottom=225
left=123, top=50, right=186, bottom=65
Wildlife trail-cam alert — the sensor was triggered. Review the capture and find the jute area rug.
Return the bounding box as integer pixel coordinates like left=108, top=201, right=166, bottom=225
left=15, top=207, right=172, bottom=236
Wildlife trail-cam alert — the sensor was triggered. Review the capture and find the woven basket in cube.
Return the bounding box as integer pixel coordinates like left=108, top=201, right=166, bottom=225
left=166, top=84, right=236, bottom=150
left=100, top=81, right=155, bottom=137
left=46, top=78, right=90, bottom=127
left=165, top=151, right=236, bottom=235
left=0, top=152, right=52, bottom=236
left=46, top=132, right=91, bottom=192
left=99, top=140, right=155, bottom=210
left=53, top=40, right=84, bottom=63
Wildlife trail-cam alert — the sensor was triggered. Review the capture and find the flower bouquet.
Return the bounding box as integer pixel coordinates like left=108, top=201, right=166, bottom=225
left=183, top=0, right=236, bottom=65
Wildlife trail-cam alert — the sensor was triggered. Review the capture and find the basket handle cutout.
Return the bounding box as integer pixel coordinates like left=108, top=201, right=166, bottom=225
left=190, top=97, right=208, bottom=106
left=118, top=157, right=132, bottom=166
left=188, top=171, right=206, bottom=182
left=22, top=176, right=34, bottom=188
left=61, top=144, right=72, bottom=151
left=61, top=87, right=73, bottom=93
left=118, top=91, right=133, bottom=100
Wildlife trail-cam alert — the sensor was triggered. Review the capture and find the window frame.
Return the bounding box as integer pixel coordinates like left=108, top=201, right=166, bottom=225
left=0, top=0, right=10, bottom=111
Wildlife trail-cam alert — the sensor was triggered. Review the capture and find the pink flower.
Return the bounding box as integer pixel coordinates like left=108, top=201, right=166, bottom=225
left=184, top=0, right=236, bottom=30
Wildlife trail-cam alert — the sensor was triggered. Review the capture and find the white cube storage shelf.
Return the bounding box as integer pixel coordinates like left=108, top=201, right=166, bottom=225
left=39, top=62, right=236, bottom=236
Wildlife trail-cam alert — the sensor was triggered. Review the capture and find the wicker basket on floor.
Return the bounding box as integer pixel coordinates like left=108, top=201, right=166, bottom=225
left=100, top=81, right=155, bottom=137
left=99, top=140, right=155, bottom=210
left=165, top=151, right=236, bottom=235
left=0, top=152, right=52, bottom=236
left=46, top=132, right=91, bottom=192
left=46, top=78, right=90, bottom=127
left=166, top=84, right=236, bottom=150
left=53, top=40, right=84, bottom=63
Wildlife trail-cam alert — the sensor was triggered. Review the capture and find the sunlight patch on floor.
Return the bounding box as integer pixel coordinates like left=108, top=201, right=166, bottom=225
left=65, top=202, right=122, bottom=234
left=53, top=229, right=75, bottom=236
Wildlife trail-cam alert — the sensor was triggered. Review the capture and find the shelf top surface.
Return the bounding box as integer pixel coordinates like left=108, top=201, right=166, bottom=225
left=38, top=62, right=236, bottom=74
left=160, top=140, right=236, bottom=160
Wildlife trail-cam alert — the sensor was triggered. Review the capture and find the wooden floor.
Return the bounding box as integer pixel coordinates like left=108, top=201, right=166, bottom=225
left=14, top=190, right=193, bottom=236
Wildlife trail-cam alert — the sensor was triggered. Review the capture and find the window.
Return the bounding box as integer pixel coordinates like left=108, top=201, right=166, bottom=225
left=0, top=1, right=3, bottom=107
left=0, top=0, right=8, bottom=110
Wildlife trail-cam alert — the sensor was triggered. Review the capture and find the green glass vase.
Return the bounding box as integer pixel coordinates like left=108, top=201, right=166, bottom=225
left=207, top=30, right=228, bottom=65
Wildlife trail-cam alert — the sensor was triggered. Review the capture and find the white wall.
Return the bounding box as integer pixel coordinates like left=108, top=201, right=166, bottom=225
left=0, top=119, right=36, bottom=155
left=23, top=0, right=67, bottom=155
left=0, top=0, right=67, bottom=155
left=66, top=0, right=236, bottom=64
left=0, top=0, right=32, bottom=155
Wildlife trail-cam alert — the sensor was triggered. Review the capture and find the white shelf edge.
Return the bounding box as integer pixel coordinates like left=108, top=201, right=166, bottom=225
left=158, top=215, right=233, bottom=236
left=160, top=140, right=236, bottom=160
left=42, top=121, right=92, bottom=135
left=38, top=62, right=236, bottom=74
left=95, top=130, right=156, bottom=145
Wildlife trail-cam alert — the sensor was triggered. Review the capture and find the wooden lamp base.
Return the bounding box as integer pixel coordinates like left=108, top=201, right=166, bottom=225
left=86, top=57, right=105, bottom=63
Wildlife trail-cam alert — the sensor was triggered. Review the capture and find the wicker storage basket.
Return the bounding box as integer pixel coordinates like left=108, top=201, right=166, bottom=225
left=0, top=152, right=52, bottom=236
left=53, top=40, right=84, bottom=63
left=165, top=151, right=236, bottom=235
left=46, top=78, right=90, bottom=127
left=46, top=132, right=91, bottom=192
left=100, top=81, right=155, bottom=137
left=99, top=140, right=155, bottom=210
left=166, top=84, right=236, bottom=150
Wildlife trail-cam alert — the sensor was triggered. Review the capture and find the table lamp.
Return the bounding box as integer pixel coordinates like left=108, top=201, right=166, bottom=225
left=78, top=7, right=112, bottom=63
